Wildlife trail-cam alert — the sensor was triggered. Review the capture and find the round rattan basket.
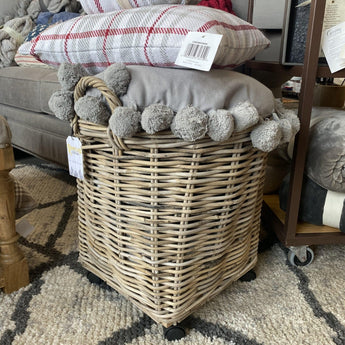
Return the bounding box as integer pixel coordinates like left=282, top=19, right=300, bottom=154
left=73, top=76, right=268, bottom=328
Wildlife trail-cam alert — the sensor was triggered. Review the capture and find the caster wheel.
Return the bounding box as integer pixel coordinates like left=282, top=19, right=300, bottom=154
left=163, top=325, right=186, bottom=341
left=239, top=269, right=256, bottom=282
left=288, top=247, right=314, bottom=267
left=87, top=271, right=103, bottom=285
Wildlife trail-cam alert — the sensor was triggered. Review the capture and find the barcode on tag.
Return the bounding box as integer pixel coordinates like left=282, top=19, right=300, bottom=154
left=175, top=32, right=223, bottom=71
left=184, top=43, right=211, bottom=60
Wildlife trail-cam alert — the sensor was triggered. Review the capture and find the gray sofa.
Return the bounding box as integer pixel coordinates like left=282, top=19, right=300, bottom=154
left=0, top=66, right=70, bottom=167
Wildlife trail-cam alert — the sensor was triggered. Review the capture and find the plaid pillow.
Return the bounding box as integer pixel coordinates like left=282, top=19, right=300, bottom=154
left=19, top=5, right=270, bottom=74
left=79, top=0, right=199, bottom=14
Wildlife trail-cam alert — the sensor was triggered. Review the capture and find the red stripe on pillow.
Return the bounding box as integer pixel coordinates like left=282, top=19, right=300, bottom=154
left=37, top=26, right=188, bottom=40
left=144, top=5, right=177, bottom=65
left=197, top=20, right=256, bottom=32
left=64, top=17, right=83, bottom=63
left=103, top=11, right=125, bottom=64
left=94, top=0, right=104, bottom=12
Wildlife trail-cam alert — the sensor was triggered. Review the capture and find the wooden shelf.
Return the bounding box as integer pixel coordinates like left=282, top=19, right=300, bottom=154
left=263, top=195, right=341, bottom=235
left=246, top=60, right=345, bottom=78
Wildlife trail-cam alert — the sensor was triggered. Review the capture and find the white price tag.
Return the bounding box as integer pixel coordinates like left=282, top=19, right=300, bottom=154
left=322, top=21, right=345, bottom=73
left=175, top=32, right=223, bottom=71
left=66, top=136, right=84, bottom=180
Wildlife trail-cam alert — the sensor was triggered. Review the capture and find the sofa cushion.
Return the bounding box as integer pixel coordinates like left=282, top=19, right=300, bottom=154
left=18, top=5, right=270, bottom=74
left=0, top=66, right=59, bottom=115
left=2, top=104, right=70, bottom=166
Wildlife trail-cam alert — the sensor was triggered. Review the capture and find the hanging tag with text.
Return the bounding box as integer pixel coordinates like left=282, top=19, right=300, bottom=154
left=66, top=136, right=84, bottom=180
left=175, top=32, right=223, bottom=71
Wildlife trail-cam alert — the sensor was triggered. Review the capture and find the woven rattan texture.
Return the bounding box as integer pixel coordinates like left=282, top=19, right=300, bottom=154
left=74, top=77, right=268, bottom=327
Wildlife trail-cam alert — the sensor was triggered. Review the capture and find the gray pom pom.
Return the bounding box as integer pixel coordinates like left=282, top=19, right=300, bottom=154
left=278, top=118, right=293, bottom=143
left=279, top=111, right=300, bottom=136
left=141, top=104, right=174, bottom=134
left=109, top=107, right=141, bottom=138
left=57, top=63, right=88, bottom=91
left=274, top=99, right=300, bottom=135
left=74, top=95, right=111, bottom=125
left=103, top=63, right=131, bottom=96
left=207, top=109, right=234, bottom=141
left=230, top=101, right=260, bottom=132
left=171, top=106, right=208, bottom=141
left=48, top=90, right=74, bottom=121
left=250, top=120, right=282, bottom=152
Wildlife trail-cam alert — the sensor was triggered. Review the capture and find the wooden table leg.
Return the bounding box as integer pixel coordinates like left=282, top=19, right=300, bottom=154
left=0, top=142, right=29, bottom=293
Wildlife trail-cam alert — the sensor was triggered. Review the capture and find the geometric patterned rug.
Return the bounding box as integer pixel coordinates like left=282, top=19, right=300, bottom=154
left=1, top=158, right=345, bottom=345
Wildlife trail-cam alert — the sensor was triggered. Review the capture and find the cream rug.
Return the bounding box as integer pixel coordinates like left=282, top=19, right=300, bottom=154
left=1, top=158, right=345, bottom=345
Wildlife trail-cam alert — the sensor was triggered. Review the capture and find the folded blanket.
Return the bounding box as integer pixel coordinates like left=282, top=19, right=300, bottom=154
left=36, top=11, right=80, bottom=25
left=0, top=0, right=32, bottom=26
left=0, top=0, right=81, bottom=26
left=197, top=0, right=235, bottom=14
left=0, top=16, right=34, bottom=68
left=38, top=0, right=81, bottom=13
left=280, top=174, right=345, bottom=232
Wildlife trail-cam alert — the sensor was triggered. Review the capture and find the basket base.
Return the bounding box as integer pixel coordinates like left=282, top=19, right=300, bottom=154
left=86, top=269, right=188, bottom=341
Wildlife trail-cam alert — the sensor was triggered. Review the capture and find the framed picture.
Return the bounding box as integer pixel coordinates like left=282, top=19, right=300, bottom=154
left=280, top=0, right=326, bottom=65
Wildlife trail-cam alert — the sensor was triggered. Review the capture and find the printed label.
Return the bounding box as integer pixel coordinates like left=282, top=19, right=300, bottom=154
left=175, top=32, right=223, bottom=71
left=66, top=136, right=84, bottom=180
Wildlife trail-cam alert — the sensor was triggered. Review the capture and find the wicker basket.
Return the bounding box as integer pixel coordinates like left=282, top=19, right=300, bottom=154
left=73, top=76, right=268, bottom=328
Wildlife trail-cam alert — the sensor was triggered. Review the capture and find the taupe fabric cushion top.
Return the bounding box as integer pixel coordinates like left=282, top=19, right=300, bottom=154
left=120, top=66, right=275, bottom=116
left=0, top=66, right=60, bottom=115
left=0, top=65, right=275, bottom=120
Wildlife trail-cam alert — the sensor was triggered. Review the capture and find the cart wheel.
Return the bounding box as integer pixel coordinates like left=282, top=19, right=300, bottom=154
left=288, top=247, right=314, bottom=267
left=87, top=271, right=103, bottom=285
left=163, top=325, right=186, bottom=341
left=239, top=269, right=256, bottom=282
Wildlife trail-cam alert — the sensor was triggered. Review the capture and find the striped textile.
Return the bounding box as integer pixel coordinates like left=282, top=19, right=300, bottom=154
left=18, top=5, right=270, bottom=74
left=79, top=0, right=199, bottom=13
left=15, top=23, right=54, bottom=68
left=14, top=52, right=55, bottom=68
left=280, top=174, right=345, bottom=233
